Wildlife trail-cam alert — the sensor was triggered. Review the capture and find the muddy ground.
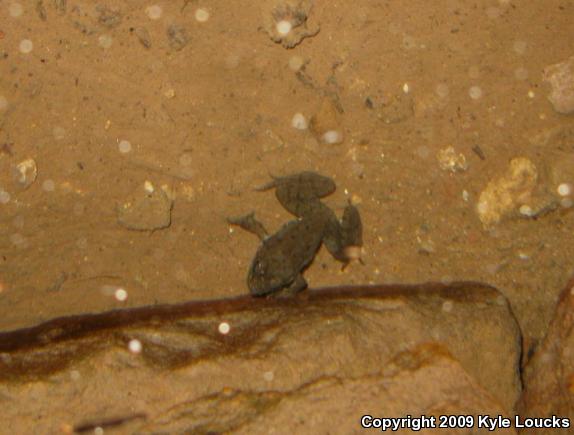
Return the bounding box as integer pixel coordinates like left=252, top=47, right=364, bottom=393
left=0, top=0, right=573, bottom=361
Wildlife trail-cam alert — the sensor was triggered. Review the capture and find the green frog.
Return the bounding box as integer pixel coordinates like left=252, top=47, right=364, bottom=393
left=228, top=172, right=362, bottom=297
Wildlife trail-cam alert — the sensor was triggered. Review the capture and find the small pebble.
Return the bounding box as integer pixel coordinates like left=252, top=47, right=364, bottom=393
left=442, top=300, right=454, bottom=312
left=195, top=8, right=209, bottom=22
left=19, top=39, right=33, bottom=54
left=114, top=288, right=128, bottom=301
left=322, top=130, right=343, bottom=145
left=0, top=190, right=10, bottom=204
left=291, top=113, right=308, bottom=130
left=9, top=2, right=24, bottom=17
left=128, top=339, right=142, bottom=353
left=288, top=55, right=305, bottom=71
left=218, top=322, right=230, bottom=334
left=402, top=83, right=410, bottom=94
left=469, top=86, right=483, bottom=100
left=276, top=20, right=292, bottom=36
left=94, top=426, right=104, bottom=435
left=98, top=34, right=113, bottom=49
left=263, top=371, right=274, bottom=382
left=561, top=198, right=573, bottom=208
left=527, top=90, right=535, bottom=99
left=42, top=179, right=55, bottom=192
left=0, top=95, right=7, bottom=111
left=519, top=204, right=533, bottom=216
left=146, top=5, right=162, bottom=20
left=118, top=139, right=132, bottom=154
left=70, top=370, right=81, bottom=381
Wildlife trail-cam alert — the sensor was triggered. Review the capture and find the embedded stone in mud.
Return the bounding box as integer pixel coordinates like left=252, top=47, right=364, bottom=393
left=543, top=55, right=574, bottom=115
left=262, top=0, right=320, bottom=49
left=117, top=181, right=173, bottom=230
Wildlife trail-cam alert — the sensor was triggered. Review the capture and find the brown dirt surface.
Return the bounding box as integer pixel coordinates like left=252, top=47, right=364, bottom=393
left=1, top=0, right=573, bottom=355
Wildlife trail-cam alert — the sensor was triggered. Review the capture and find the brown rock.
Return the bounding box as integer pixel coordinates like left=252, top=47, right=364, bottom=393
left=543, top=55, right=574, bottom=115
left=0, top=283, right=521, bottom=433
left=117, top=181, right=173, bottom=230
left=517, top=276, right=574, bottom=434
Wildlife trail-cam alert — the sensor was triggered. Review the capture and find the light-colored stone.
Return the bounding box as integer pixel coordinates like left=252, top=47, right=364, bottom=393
left=117, top=181, right=173, bottom=230
left=543, top=55, right=574, bottom=114
left=0, top=283, right=521, bottom=433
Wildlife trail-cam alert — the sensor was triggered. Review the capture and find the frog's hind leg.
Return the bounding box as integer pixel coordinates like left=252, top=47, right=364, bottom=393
left=226, top=212, right=269, bottom=241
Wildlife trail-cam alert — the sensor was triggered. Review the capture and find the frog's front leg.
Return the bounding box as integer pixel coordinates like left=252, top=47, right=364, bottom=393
left=270, top=274, right=308, bottom=298
left=226, top=212, right=268, bottom=241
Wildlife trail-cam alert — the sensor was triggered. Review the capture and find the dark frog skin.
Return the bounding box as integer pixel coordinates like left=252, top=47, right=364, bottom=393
left=228, top=172, right=363, bottom=297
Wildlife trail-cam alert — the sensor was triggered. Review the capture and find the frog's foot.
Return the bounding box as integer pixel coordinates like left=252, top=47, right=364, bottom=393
left=226, top=212, right=268, bottom=241
left=323, top=202, right=364, bottom=266
left=269, top=274, right=308, bottom=298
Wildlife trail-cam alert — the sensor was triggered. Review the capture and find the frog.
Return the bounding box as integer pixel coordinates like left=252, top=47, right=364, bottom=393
left=227, top=172, right=362, bottom=297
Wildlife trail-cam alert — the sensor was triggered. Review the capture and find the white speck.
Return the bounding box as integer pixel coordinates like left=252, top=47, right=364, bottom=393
left=527, top=90, right=535, bottom=99
left=402, top=83, right=410, bottom=94
left=276, top=20, right=292, bottom=36
left=557, top=183, right=572, bottom=197
left=469, top=86, right=483, bottom=100
left=114, top=288, right=128, bottom=301
left=518, top=252, right=529, bottom=260
left=263, top=371, right=274, bottom=382
left=519, top=204, right=533, bottom=216
left=514, top=67, right=529, bottom=81
left=477, top=201, right=489, bottom=215
left=462, top=190, right=469, bottom=202
left=19, top=39, right=33, bottom=54
left=486, top=6, right=501, bottom=19
left=435, top=83, right=449, bottom=98
left=144, top=180, right=154, bottom=193
left=195, top=8, right=210, bottom=22
left=118, top=139, right=132, bottom=154
left=218, top=322, right=230, bottom=335
left=98, top=34, right=113, bottom=49
left=288, top=55, right=305, bottom=71
left=442, top=300, right=454, bottom=312
left=0, top=96, right=7, bottom=111
left=53, top=126, right=66, bottom=140
left=128, top=339, right=142, bottom=354
left=322, top=130, right=343, bottom=145
left=42, top=179, right=55, bottom=192
left=146, top=5, right=163, bottom=20
left=513, top=40, right=527, bottom=55
left=70, top=370, right=81, bottom=381
left=0, top=190, right=10, bottom=204
left=291, top=113, right=308, bottom=130
left=9, top=2, right=23, bottom=17
left=94, top=427, right=104, bottom=435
